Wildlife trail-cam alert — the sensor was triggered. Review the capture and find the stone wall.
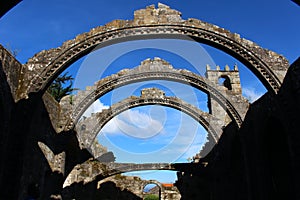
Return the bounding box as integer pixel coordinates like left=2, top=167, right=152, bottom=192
left=0, top=44, right=23, bottom=101
left=99, top=175, right=181, bottom=200
left=0, top=58, right=96, bottom=199
left=175, top=57, right=300, bottom=200
left=50, top=58, right=247, bottom=133
left=206, top=64, right=247, bottom=126
left=62, top=179, right=142, bottom=200
left=75, top=87, right=224, bottom=149
left=11, top=4, right=288, bottom=100
left=0, top=4, right=298, bottom=200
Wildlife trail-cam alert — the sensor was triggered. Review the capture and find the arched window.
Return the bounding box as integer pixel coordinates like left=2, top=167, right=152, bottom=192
left=218, top=75, right=232, bottom=90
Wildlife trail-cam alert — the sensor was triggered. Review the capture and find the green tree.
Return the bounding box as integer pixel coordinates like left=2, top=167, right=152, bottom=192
left=47, top=72, right=75, bottom=102
left=144, top=194, right=159, bottom=200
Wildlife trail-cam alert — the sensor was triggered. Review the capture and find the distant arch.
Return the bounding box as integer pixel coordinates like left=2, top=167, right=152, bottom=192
left=60, top=59, right=248, bottom=132
left=143, top=182, right=162, bottom=200
left=76, top=88, right=223, bottom=149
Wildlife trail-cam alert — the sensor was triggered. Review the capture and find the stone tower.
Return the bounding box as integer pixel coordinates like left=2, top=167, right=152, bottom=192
left=205, top=64, right=242, bottom=125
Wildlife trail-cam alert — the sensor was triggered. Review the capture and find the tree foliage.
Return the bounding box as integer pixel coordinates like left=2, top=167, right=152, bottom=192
left=144, top=194, right=159, bottom=200
left=47, top=72, right=75, bottom=102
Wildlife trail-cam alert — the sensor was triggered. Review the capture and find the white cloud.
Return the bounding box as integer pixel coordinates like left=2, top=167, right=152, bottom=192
left=101, top=109, right=164, bottom=139
left=97, top=107, right=209, bottom=163
left=155, top=120, right=207, bottom=160
left=243, top=87, right=264, bottom=103
left=82, top=100, right=109, bottom=118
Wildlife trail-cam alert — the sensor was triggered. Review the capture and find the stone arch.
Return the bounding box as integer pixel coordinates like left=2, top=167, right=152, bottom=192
left=143, top=181, right=162, bottom=191
left=76, top=88, right=224, bottom=150
left=20, top=4, right=288, bottom=101
left=143, top=181, right=163, bottom=200
left=63, top=160, right=185, bottom=198
left=58, top=58, right=248, bottom=133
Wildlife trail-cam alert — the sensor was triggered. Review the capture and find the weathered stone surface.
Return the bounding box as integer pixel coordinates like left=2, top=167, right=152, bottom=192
left=42, top=92, right=62, bottom=132
left=99, top=175, right=151, bottom=199
left=63, top=159, right=173, bottom=188
left=98, top=174, right=181, bottom=200
left=53, top=58, right=248, bottom=132
left=76, top=87, right=224, bottom=151
left=141, top=85, right=165, bottom=99
left=134, top=3, right=183, bottom=25
left=206, top=64, right=247, bottom=125
left=12, top=4, right=288, bottom=101
left=0, top=44, right=23, bottom=101
left=64, top=172, right=181, bottom=199
left=175, top=58, right=300, bottom=200
left=38, top=142, right=65, bottom=174
left=62, top=179, right=142, bottom=200
left=63, top=159, right=108, bottom=188
left=1, top=4, right=298, bottom=200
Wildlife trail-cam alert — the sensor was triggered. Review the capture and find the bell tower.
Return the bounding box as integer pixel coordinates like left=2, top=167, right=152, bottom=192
left=205, top=64, right=242, bottom=125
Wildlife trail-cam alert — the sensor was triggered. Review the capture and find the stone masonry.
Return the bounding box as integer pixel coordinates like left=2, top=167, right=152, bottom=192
left=75, top=87, right=224, bottom=150
left=206, top=64, right=244, bottom=125
left=0, top=3, right=298, bottom=200
left=49, top=58, right=248, bottom=133
left=98, top=174, right=181, bottom=200
left=0, top=4, right=288, bottom=101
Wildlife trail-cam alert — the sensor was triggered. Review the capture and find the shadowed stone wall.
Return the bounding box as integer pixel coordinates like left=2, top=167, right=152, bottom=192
left=175, top=57, right=300, bottom=200
left=0, top=4, right=298, bottom=200
left=0, top=47, right=298, bottom=200
left=0, top=47, right=93, bottom=199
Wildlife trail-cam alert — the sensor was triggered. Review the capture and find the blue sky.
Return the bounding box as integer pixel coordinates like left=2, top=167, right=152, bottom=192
left=1, top=0, right=299, bottom=183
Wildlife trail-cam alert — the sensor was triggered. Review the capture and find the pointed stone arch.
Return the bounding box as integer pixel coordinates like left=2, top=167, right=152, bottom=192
left=18, top=4, right=288, bottom=101
left=56, top=58, right=248, bottom=133
left=76, top=88, right=224, bottom=150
